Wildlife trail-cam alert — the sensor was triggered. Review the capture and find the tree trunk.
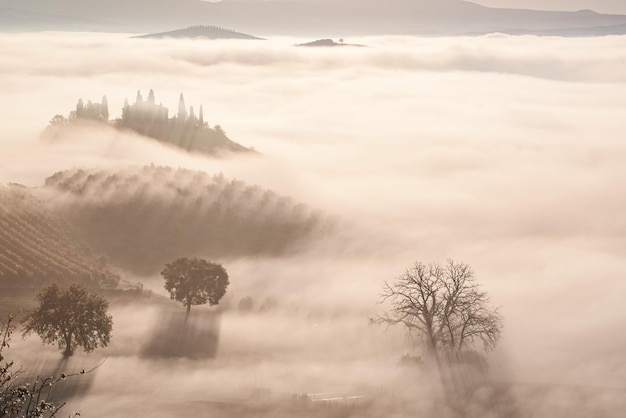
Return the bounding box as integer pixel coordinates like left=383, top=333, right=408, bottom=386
left=185, top=303, right=191, bottom=323
left=63, top=334, right=73, bottom=357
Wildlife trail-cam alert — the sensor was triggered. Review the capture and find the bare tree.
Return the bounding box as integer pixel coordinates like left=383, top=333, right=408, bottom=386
left=440, top=261, right=502, bottom=352
left=374, top=260, right=502, bottom=357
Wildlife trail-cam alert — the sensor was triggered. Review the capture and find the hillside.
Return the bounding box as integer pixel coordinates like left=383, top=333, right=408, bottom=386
left=0, top=184, right=120, bottom=288
left=134, top=25, right=263, bottom=40
left=44, top=166, right=334, bottom=275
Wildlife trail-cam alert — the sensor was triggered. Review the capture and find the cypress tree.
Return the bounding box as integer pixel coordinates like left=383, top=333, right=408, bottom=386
left=122, top=98, right=130, bottom=121
left=76, top=98, right=84, bottom=118
left=101, top=95, right=109, bottom=121
left=178, top=93, right=187, bottom=120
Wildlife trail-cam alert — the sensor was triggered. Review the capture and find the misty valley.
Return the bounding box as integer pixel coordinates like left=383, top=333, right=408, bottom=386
left=1, top=21, right=626, bottom=418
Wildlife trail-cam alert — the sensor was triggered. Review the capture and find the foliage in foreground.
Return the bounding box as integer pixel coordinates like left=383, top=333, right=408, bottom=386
left=1, top=316, right=82, bottom=418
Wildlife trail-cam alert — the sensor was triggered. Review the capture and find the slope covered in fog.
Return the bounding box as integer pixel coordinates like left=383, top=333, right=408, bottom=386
left=0, top=184, right=120, bottom=288
left=44, top=166, right=333, bottom=275
left=2, top=0, right=626, bottom=35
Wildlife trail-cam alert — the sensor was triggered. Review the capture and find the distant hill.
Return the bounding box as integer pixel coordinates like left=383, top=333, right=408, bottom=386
left=44, top=90, right=255, bottom=156
left=134, top=25, right=263, bottom=40
left=2, top=0, right=626, bottom=35
left=499, top=22, right=626, bottom=37
left=44, top=166, right=333, bottom=275
left=0, top=184, right=120, bottom=289
left=296, top=39, right=366, bottom=47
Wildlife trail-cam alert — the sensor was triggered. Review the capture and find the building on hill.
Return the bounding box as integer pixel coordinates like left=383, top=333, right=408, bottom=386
left=47, top=89, right=253, bottom=155
left=74, top=95, right=109, bottom=122
left=122, top=89, right=169, bottom=125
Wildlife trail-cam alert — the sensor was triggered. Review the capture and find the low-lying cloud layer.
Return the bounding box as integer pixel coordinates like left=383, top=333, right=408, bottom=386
left=1, top=32, right=626, bottom=416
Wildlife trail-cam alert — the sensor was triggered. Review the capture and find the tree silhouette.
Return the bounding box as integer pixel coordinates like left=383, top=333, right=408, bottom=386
left=101, top=95, right=109, bottom=121
left=177, top=93, right=187, bottom=120
left=49, top=114, right=66, bottom=126
left=374, top=260, right=502, bottom=358
left=199, top=105, right=204, bottom=126
left=147, top=89, right=155, bottom=104
left=22, top=283, right=113, bottom=357
left=189, top=105, right=196, bottom=124
left=161, top=257, right=229, bottom=319
left=122, top=98, right=130, bottom=120
left=75, top=99, right=84, bottom=118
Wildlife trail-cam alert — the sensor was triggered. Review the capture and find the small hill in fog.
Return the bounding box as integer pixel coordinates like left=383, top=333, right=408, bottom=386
left=44, top=166, right=333, bottom=275
left=134, top=25, right=263, bottom=40
left=45, top=90, right=255, bottom=156
left=0, top=184, right=120, bottom=288
left=296, top=38, right=366, bottom=47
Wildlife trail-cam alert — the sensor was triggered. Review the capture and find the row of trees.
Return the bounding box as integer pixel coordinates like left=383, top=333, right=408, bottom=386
left=121, top=90, right=206, bottom=128
left=19, top=258, right=499, bottom=361
left=49, top=97, right=109, bottom=125
left=0, top=256, right=229, bottom=415
left=17, top=257, right=229, bottom=358
left=48, top=90, right=207, bottom=129
left=4, top=256, right=500, bottom=416
left=43, top=166, right=326, bottom=274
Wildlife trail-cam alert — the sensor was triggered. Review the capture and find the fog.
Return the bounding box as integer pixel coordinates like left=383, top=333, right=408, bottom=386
left=2, top=32, right=626, bottom=416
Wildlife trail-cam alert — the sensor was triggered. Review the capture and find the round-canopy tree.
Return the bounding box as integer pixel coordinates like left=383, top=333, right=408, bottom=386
left=22, top=282, right=113, bottom=357
left=161, top=257, right=229, bottom=318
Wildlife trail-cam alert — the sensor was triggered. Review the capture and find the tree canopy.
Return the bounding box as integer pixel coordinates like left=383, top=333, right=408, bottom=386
left=161, top=257, right=229, bottom=317
left=374, top=260, right=502, bottom=357
left=22, top=282, right=113, bottom=357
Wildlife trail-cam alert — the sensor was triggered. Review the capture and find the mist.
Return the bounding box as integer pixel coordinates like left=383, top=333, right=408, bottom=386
left=1, top=32, right=626, bottom=416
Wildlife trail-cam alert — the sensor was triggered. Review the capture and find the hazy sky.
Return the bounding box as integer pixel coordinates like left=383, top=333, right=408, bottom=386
left=207, top=0, right=626, bottom=14
left=206, top=0, right=626, bottom=14
left=2, top=32, right=626, bottom=416
left=473, top=0, right=626, bottom=14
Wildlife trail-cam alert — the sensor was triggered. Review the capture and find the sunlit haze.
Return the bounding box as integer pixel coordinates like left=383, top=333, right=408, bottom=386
left=1, top=2, right=625, bottom=417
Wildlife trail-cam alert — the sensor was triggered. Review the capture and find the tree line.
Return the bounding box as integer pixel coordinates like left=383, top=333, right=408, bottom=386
left=2, top=255, right=503, bottom=416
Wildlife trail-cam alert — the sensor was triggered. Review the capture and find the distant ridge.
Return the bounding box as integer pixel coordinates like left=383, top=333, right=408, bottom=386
left=134, top=25, right=263, bottom=40
left=497, top=22, right=626, bottom=37
left=2, top=0, right=626, bottom=36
